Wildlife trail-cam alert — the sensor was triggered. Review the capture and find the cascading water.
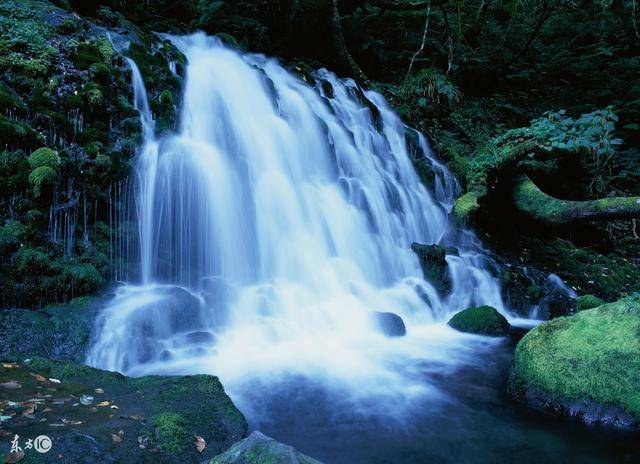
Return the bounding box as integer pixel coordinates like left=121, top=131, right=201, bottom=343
left=88, top=33, right=508, bottom=409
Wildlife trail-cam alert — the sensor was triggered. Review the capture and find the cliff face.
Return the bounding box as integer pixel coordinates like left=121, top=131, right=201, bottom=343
left=0, top=0, right=182, bottom=308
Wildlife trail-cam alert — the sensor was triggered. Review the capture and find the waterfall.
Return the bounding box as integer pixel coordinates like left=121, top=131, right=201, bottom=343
left=88, top=33, right=507, bottom=405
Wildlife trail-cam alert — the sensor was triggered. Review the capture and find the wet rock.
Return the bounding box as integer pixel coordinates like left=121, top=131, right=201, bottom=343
left=0, top=358, right=248, bottom=462
left=411, top=242, right=451, bottom=295
left=447, top=305, right=510, bottom=336
left=372, top=312, right=406, bottom=337
left=211, top=431, right=324, bottom=464
left=0, top=296, right=104, bottom=363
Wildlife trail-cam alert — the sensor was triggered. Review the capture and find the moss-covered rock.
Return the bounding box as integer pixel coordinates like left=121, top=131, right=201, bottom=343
left=447, top=305, right=510, bottom=336
left=509, top=295, right=640, bottom=429
left=211, top=431, right=324, bottom=464
left=0, top=296, right=102, bottom=363
left=453, top=191, right=479, bottom=223
left=0, top=358, right=248, bottom=463
left=577, top=294, right=605, bottom=311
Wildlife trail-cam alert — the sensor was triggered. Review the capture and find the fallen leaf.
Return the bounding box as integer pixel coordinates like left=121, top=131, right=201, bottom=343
left=111, top=434, right=122, bottom=443
left=2, top=363, right=17, bottom=369
left=97, top=401, right=110, bottom=407
left=4, top=450, right=24, bottom=463
left=62, top=418, right=83, bottom=425
left=0, top=381, right=21, bottom=389
left=35, top=374, right=46, bottom=382
left=95, top=388, right=104, bottom=394
left=194, top=435, right=206, bottom=453
left=21, top=404, right=36, bottom=418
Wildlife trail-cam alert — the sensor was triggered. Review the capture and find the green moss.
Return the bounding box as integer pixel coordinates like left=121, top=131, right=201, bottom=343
left=521, top=237, right=640, bottom=300
left=71, top=41, right=102, bottom=70
left=153, top=412, right=188, bottom=454
left=27, top=357, right=125, bottom=385
left=28, top=165, right=57, bottom=196
left=577, top=294, right=605, bottom=311
left=96, top=36, right=114, bottom=63
left=512, top=295, right=640, bottom=418
left=210, top=431, right=324, bottom=464
left=453, top=192, right=479, bottom=222
left=28, top=147, right=60, bottom=169
left=448, top=305, right=510, bottom=336
left=57, top=18, right=81, bottom=34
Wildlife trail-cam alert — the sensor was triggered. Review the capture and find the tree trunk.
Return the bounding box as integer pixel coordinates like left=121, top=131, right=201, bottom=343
left=328, top=0, right=369, bottom=83
left=513, top=174, right=640, bottom=225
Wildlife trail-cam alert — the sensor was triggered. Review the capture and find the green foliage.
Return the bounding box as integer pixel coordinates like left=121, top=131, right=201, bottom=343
left=400, top=68, right=462, bottom=108
left=512, top=295, right=640, bottom=418
left=495, top=108, right=621, bottom=163
left=447, top=305, right=510, bottom=336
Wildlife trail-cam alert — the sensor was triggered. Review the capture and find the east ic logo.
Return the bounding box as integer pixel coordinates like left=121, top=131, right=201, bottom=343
left=33, top=435, right=52, bottom=454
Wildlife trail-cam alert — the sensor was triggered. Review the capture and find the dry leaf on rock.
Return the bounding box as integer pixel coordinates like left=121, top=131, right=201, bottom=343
left=194, top=435, right=206, bottom=453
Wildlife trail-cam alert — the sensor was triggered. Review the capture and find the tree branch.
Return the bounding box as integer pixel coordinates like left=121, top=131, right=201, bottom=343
left=513, top=174, right=640, bottom=225
left=406, top=0, right=432, bottom=79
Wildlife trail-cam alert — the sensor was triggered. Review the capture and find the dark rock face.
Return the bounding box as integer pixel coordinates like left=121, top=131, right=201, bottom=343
left=539, top=289, right=577, bottom=319
left=508, top=374, right=639, bottom=431
left=0, top=358, right=248, bottom=463
left=372, top=311, right=406, bottom=337
left=211, top=431, right=324, bottom=464
left=0, top=296, right=104, bottom=363
left=411, top=242, right=451, bottom=295
left=447, top=305, right=510, bottom=336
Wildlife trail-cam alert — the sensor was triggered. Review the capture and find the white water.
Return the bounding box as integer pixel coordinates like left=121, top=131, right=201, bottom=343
left=88, top=33, right=508, bottom=409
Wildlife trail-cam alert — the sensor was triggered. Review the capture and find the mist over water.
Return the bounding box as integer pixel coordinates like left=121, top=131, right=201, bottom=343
left=88, top=33, right=508, bottom=413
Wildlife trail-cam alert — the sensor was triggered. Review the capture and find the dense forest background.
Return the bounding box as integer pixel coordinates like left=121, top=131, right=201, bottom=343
left=1, top=0, right=639, bottom=310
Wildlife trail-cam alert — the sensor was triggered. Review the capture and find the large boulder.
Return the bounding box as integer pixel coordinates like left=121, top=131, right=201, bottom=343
left=447, top=305, right=510, bottom=336
left=509, top=295, right=640, bottom=430
left=0, top=358, right=248, bottom=463
left=411, top=242, right=451, bottom=295
left=210, top=431, right=324, bottom=464
left=371, top=311, right=406, bottom=337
